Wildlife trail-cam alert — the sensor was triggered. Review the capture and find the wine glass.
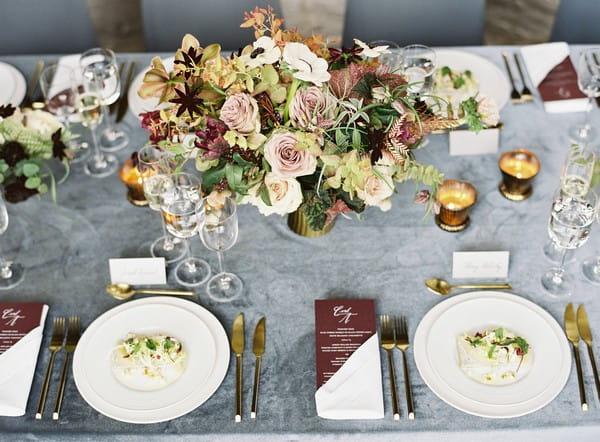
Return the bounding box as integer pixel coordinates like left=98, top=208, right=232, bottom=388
left=581, top=209, right=600, bottom=284
left=400, top=44, right=436, bottom=96
left=369, top=40, right=401, bottom=71
left=198, top=196, right=243, bottom=302
left=138, top=145, right=186, bottom=264
left=39, top=64, right=89, bottom=164
left=543, top=144, right=595, bottom=262
left=80, top=48, right=129, bottom=152
left=76, top=73, right=118, bottom=177
left=160, top=173, right=211, bottom=287
left=0, top=194, right=25, bottom=289
left=570, top=48, right=600, bottom=144
left=541, top=190, right=598, bottom=297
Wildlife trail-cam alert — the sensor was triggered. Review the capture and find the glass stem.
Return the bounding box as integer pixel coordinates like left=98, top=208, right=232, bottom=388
left=159, top=213, right=174, bottom=250
left=594, top=255, right=600, bottom=274
left=101, top=104, right=116, bottom=138
left=89, top=125, right=104, bottom=165
left=553, top=247, right=568, bottom=283
left=0, top=245, right=12, bottom=280
left=583, top=96, right=594, bottom=133
left=217, top=251, right=225, bottom=274
left=185, top=239, right=196, bottom=272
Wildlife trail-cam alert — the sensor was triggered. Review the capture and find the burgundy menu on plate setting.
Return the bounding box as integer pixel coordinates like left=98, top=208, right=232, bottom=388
left=0, top=302, right=46, bottom=355
left=538, top=56, right=587, bottom=112
left=314, top=299, right=376, bottom=388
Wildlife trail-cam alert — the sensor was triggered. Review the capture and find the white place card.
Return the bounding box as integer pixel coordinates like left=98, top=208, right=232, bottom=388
left=449, top=128, right=499, bottom=156
left=452, top=251, right=509, bottom=279
left=109, top=258, right=167, bottom=285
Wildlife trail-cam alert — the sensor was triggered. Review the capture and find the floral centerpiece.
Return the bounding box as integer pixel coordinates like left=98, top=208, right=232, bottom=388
left=0, top=104, right=70, bottom=203
left=138, top=6, right=496, bottom=233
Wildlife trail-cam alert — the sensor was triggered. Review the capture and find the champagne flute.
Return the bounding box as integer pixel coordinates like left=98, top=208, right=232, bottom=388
left=198, top=196, right=243, bottom=302
left=80, top=48, right=129, bottom=152
left=160, top=173, right=211, bottom=286
left=138, top=145, right=186, bottom=264
left=39, top=64, right=89, bottom=164
left=400, top=44, right=436, bottom=96
left=541, top=190, right=598, bottom=297
left=76, top=74, right=118, bottom=177
left=544, top=144, right=595, bottom=262
left=569, top=48, right=600, bottom=144
left=0, top=194, right=25, bottom=289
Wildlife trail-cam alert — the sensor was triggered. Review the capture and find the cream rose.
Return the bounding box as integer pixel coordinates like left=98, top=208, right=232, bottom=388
left=357, top=173, right=395, bottom=211
left=219, top=93, right=260, bottom=135
left=252, top=173, right=303, bottom=216
left=289, top=86, right=333, bottom=130
left=264, top=131, right=317, bottom=178
left=477, top=96, right=499, bottom=127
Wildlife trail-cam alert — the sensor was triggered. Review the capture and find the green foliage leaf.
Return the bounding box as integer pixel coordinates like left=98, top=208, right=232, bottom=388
left=259, top=184, right=272, bottom=206
left=351, top=72, right=376, bottom=99
left=24, top=176, right=41, bottom=189
left=224, top=163, right=246, bottom=193
left=441, top=66, right=451, bottom=76
left=202, top=167, right=226, bottom=191
left=22, top=162, right=40, bottom=177
left=233, top=152, right=254, bottom=167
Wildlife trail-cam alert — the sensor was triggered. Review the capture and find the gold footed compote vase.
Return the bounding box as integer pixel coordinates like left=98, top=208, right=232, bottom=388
left=287, top=208, right=335, bottom=238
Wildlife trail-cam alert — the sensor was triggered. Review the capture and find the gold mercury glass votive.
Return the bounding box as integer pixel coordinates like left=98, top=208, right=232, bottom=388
left=498, top=149, right=540, bottom=201
left=118, top=157, right=150, bottom=207
left=435, top=179, right=477, bottom=232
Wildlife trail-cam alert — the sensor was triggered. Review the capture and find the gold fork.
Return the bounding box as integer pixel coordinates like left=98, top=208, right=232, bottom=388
left=394, top=316, right=415, bottom=420
left=36, top=317, right=65, bottom=419
left=53, top=316, right=81, bottom=420
left=380, top=315, right=400, bottom=420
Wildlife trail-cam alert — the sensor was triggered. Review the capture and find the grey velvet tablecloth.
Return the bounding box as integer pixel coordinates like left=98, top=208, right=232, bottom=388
left=1, top=48, right=600, bottom=442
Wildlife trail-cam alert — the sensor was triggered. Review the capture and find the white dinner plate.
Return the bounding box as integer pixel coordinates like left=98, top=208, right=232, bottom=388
left=435, top=49, right=510, bottom=110
left=0, top=61, right=26, bottom=107
left=72, top=296, right=229, bottom=423
left=413, top=291, right=570, bottom=418
left=128, top=57, right=174, bottom=119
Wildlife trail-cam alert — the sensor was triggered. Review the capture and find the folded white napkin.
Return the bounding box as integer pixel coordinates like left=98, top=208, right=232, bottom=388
left=520, top=42, right=587, bottom=113
left=315, top=333, right=384, bottom=419
left=0, top=305, right=48, bottom=416
left=48, top=54, right=82, bottom=98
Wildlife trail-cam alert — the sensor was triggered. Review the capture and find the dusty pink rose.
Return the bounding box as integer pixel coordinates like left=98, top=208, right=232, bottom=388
left=264, top=131, right=317, bottom=178
left=289, top=86, right=334, bottom=130
left=357, top=173, right=394, bottom=211
left=325, top=199, right=351, bottom=226
left=219, top=93, right=260, bottom=135
left=477, top=97, right=499, bottom=127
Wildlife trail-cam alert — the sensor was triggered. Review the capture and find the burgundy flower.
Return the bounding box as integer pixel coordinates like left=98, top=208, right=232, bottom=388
left=0, top=141, right=27, bottom=167
left=324, top=198, right=351, bottom=226
left=3, top=176, right=38, bottom=203
left=140, top=110, right=169, bottom=143
left=0, top=104, right=16, bottom=118
left=51, top=129, right=67, bottom=161
left=195, top=117, right=228, bottom=151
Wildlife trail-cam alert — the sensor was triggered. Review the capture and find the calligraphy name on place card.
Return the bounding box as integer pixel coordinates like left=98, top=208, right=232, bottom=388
left=314, top=299, right=376, bottom=388
left=452, top=251, right=510, bottom=279
left=0, top=302, right=46, bottom=355
left=108, top=257, right=167, bottom=285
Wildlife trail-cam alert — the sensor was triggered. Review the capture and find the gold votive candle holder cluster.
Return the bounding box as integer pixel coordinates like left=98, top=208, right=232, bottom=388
left=498, top=149, right=540, bottom=201
left=435, top=179, right=477, bottom=232
left=118, top=156, right=152, bottom=207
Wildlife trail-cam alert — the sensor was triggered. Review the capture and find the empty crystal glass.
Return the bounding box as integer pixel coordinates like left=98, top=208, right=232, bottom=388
left=570, top=48, right=600, bottom=144
left=400, top=44, right=436, bottom=96
left=0, top=194, right=25, bottom=289
left=198, top=196, right=243, bottom=302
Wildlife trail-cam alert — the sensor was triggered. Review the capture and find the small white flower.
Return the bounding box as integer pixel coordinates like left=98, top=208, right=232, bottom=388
left=354, top=39, right=390, bottom=58
left=282, top=42, right=330, bottom=86
left=240, top=36, right=282, bottom=69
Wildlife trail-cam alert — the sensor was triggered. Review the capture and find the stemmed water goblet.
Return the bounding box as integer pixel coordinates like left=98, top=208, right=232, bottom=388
left=541, top=189, right=598, bottom=297
left=138, top=145, right=186, bottom=264
left=570, top=48, right=600, bottom=144
left=80, top=48, right=129, bottom=152
left=160, top=173, right=211, bottom=287
left=198, top=196, right=243, bottom=302
left=0, top=193, right=25, bottom=289
left=39, top=64, right=89, bottom=164
left=399, top=44, right=436, bottom=96
left=75, top=73, right=118, bottom=177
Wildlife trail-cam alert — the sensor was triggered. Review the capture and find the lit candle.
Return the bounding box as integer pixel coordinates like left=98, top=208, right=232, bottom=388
left=118, top=156, right=152, bottom=206
left=498, top=149, right=540, bottom=201
left=435, top=180, right=477, bottom=232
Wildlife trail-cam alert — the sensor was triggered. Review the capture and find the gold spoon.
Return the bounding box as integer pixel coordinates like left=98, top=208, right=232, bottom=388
left=425, top=278, right=512, bottom=296
left=106, top=283, right=195, bottom=300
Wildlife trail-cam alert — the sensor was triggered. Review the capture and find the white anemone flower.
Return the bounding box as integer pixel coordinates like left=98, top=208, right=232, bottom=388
left=240, top=36, right=282, bottom=69
left=354, top=38, right=391, bottom=58
left=282, top=42, right=331, bottom=86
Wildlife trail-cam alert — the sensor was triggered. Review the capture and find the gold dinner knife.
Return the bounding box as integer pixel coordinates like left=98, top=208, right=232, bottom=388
left=231, top=313, right=245, bottom=422
left=577, top=304, right=600, bottom=400
left=251, top=317, right=265, bottom=419
left=565, top=303, right=588, bottom=411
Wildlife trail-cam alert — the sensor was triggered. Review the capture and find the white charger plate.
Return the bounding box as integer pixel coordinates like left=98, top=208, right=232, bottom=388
left=72, top=296, right=229, bottom=423
left=0, top=61, right=26, bottom=106
left=127, top=57, right=174, bottom=119
left=413, top=291, right=570, bottom=418
left=435, top=49, right=510, bottom=110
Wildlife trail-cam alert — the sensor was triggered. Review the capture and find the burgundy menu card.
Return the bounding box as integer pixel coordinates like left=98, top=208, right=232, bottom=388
left=538, top=56, right=586, bottom=111
left=315, top=299, right=376, bottom=388
left=0, top=302, right=46, bottom=355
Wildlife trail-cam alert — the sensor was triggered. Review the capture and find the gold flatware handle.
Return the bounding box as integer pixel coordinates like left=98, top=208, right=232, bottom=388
left=454, top=283, right=512, bottom=290
left=35, top=351, right=57, bottom=419
left=251, top=355, right=262, bottom=418
left=572, top=344, right=588, bottom=411
left=586, top=344, right=600, bottom=401
left=400, top=350, right=414, bottom=420
left=52, top=352, right=71, bottom=420
left=235, top=353, right=243, bottom=422
left=386, top=349, right=400, bottom=421
left=135, top=289, right=196, bottom=296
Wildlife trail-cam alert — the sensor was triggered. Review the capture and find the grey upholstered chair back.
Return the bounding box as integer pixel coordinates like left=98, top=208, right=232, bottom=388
left=141, top=0, right=281, bottom=52
left=343, top=0, right=486, bottom=47
left=550, top=0, right=600, bottom=43
left=0, top=0, right=98, bottom=55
